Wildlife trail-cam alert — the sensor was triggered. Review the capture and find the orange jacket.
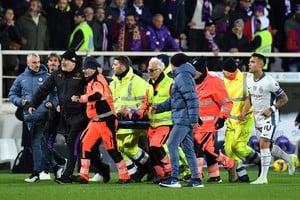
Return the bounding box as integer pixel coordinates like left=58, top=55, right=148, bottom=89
left=79, top=73, right=115, bottom=120
left=196, top=71, right=232, bottom=132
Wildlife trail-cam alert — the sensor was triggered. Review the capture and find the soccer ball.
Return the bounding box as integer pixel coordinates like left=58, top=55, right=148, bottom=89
left=273, top=159, right=288, bottom=172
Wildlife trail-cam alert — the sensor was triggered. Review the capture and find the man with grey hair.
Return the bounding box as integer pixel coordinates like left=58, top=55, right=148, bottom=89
left=9, top=53, right=57, bottom=182
left=119, top=56, right=173, bottom=183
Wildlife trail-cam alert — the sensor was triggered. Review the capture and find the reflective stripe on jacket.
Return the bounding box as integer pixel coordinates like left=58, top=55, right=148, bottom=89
left=196, top=72, right=233, bottom=132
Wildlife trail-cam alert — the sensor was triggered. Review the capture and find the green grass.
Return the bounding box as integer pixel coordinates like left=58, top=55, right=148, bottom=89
left=0, top=167, right=299, bottom=200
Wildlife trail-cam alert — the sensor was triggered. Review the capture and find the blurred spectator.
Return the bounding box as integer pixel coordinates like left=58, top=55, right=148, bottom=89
left=202, top=19, right=224, bottom=71
left=245, top=16, right=272, bottom=71
left=2, top=8, right=23, bottom=97
left=108, top=0, right=128, bottom=27
left=186, top=0, right=213, bottom=51
left=1, top=0, right=29, bottom=19
left=47, top=0, right=74, bottom=50
left=284, top=4, right=300, bottom=38
left=70, top=0, right=87, bottom=13
left=158, top=0, right=188, bottom=51
left=286, top=13, right=300, bottom=72
left=68, top=9, right=94, bottom=51
left=224, top=18, right=249, bottom=70
left=229, top=0, right=253, bottom=29
left=89, top=0, right=114, bottom=25
left=127, top=0, right=152, bottom=28
left=212, top=0, right=232, bottom=39
left=109, top=12, right=148, bottom=71
left=84, top=6, right=95, bottom=23
left=16, top=0, right=49, bottom=71
left=145, top=13, right=180, bottom=52
left=89, top=7, right=109, bottom=71
left=243, top=4, right=270, bottom=43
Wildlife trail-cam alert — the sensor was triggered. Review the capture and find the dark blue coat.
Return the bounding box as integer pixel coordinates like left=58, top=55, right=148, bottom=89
left=156, top=63, right=199, bottom=126
left=9, top=64, right=52, bottom=123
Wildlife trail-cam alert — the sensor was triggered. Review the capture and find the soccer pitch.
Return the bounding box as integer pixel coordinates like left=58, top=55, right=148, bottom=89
left=0, top=167, right=299, bottom=200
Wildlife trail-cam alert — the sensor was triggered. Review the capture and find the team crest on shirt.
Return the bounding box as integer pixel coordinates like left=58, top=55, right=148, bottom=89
left=259, top=86, right=263, bottom=93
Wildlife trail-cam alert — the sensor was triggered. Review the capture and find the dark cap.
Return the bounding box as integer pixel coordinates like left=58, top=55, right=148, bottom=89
left=222, top=57, right=237, bottom=72
left=74, top=9, right=85, bottom=18
left=156, top=54, right=169, bottom=67
left=170, top=53, right=189, bottom=67
left=83, top=57, right=101, bottom=70
left=192, top=57, right=207, bottom=73
left=205, top=19, right=215, bottom=27
left=61, top=48, right=77, bottom=63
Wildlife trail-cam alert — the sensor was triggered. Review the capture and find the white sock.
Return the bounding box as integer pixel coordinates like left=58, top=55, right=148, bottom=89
left=271, top=145, right=291, bottom=162
left=260, top=148, right=271, bottom=179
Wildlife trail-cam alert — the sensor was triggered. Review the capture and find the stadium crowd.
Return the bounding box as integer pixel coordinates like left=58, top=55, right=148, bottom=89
left=1, top=0, right=300, bottom=77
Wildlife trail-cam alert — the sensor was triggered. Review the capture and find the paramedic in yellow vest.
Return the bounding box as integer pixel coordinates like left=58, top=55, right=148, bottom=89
left=246, top=16, right=272, bottom=71
left=109, top=56, right=152, bottom=182
left=222, top=57, right=261, bottom=182
left=69, top=9, right=94, bottom=51
left=119, top=57, right=173, bottom=182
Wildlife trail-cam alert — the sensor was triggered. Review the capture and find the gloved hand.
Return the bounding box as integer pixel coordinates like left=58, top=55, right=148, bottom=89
left=215, top=117, right=225, bottom=129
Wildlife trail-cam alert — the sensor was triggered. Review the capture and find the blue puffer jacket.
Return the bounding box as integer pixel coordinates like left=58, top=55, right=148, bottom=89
left=9, top=64, right=52, bottom=123
left=156, top=63, right=199, bottom=126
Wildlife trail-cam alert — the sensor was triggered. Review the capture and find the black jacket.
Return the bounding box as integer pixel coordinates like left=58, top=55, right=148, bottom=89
left=29, top=65, right=86, bottom=116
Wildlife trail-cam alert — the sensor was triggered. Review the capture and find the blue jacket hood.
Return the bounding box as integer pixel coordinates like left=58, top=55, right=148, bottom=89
left=173, top=63, right=196, bottom=78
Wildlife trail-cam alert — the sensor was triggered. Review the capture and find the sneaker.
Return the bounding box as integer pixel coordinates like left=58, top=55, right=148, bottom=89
left=25, top=172, right=40, bottom=183
left=186, top=178, right=204, bottom=187
left=228, top=161, right=238, bottom=182
left=207, top=176, right=222, bottom=183
left=55, top=175, right=72, bottom=184
left=53, top=165, right=63, bottom=179
left=250, top=177, right=268, bottom=184
left=72, top=175, right=88, bottom=184
left=159, top=177, right=182, bottom=188
left=39, top=171, right=51, bottom=180
left=288, top=154, right=298, bottom=175
left=89, top=173, right=103, bottom=182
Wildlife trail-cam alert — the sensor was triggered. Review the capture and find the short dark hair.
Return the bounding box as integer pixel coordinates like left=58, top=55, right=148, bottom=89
left=251, top=53, right=266, bottom=66
left=47, top=53, right=61, bottom=62
left=114, top=56, right=132, bottom=68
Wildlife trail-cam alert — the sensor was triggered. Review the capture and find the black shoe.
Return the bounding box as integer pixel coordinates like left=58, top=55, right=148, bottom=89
left=207, top=176, right=222, bottom=183
left=55, top=175, right=72, bottom=184
left=130, top=172, right=141, bottom=182
left=116, top=179, right=131, bottom=184
left=72, top=175, right=88, bottom=184
left=237, top=175, right=250, bottom=183
left=99, top=163, right=110, bottom=183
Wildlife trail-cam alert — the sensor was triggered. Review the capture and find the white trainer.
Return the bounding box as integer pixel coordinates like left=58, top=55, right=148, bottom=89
left=288, top=154, right=298, bottom=175
left=39, top=171, right=51, bottom=180
left=250, top=177, right=268, bottom=184
left=89, top=173, right=103, bottom=182
left=25, top=174, right=40, bottom=183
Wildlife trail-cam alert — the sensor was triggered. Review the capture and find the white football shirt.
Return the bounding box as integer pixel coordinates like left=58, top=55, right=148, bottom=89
left=247, top=73, right=283, bottom=128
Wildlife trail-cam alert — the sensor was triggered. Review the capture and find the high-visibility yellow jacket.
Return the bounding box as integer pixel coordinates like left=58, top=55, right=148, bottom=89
left=224, top=70, right=254, bottom=128
left=69, top=22, right=94, bottom=51
left=140, top=73, right=173, bottom=128
left=110, top=67, right=149, bottom=134
left=253, top=29, right=272, bottom=70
